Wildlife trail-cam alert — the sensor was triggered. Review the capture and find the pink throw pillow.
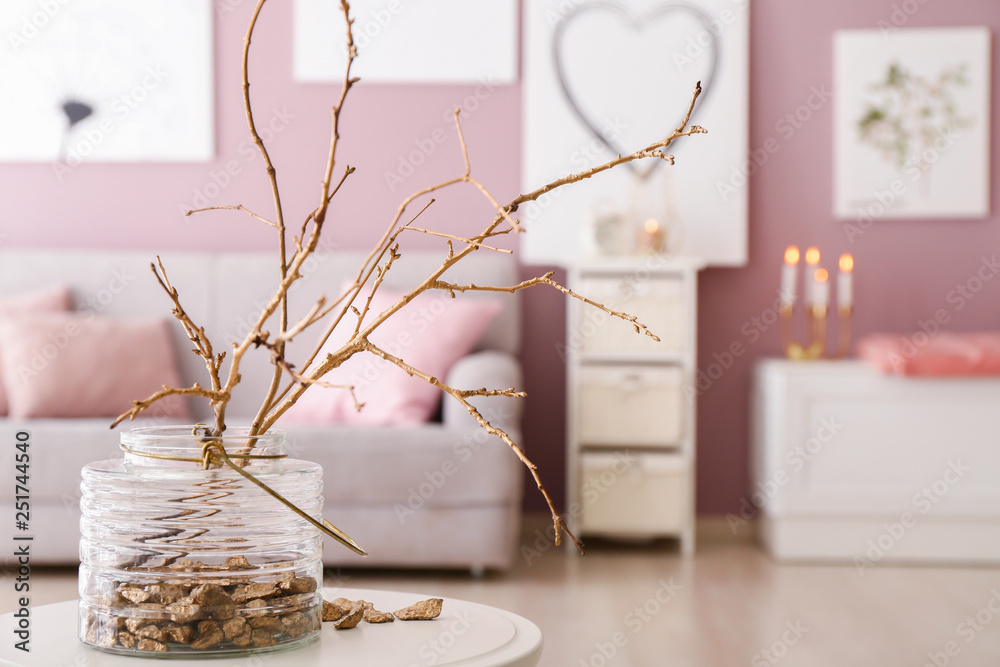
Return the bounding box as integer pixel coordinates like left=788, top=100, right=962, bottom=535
left=0, top=313, right=189, bottom=420
left=857, top=332, right=1000, bottom=376
left=0, top=285, right=72, bottom=415
left=282, top=287, right=503, bottom=426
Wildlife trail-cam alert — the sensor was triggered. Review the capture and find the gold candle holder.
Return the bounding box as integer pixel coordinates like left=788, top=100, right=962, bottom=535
left=835, top=305, right=852, bottom=359
left=778, top=247, right=854, bottom=360
left=780, top=303, right=852, bottom=360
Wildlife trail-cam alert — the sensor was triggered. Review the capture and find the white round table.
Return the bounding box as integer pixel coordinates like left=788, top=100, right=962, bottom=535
left=0, top=588, right=543, bottom=666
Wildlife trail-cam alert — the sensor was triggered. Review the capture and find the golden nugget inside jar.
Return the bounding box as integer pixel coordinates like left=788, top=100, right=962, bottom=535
left=79, top=427, right=323, bottom=656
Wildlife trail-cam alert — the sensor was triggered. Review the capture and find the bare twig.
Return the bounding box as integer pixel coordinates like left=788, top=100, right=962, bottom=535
left=243, top=0, right=292, bottom=440
left=313, top=0, right=358, bottom=228
left=360, top=341, right=583, bottom=551
left=296, top=166, right=355, bottom=252
left=113, top=258, right=228, bottom=429
left=350, top=245, right=402, bottom=339
left=403, top=227, right=512, bottom=254
left=273, top=297, right=327, bottom=345
left=273, top=356, right=365, bottom=413
left=258, top=82, right=705, bottom=548
left=456, top=387, right=527, bottom=399
left=185, top=205, right=278, bottom=228
left=631, top=149, right=675, bottom=163
left=267, top=81, right=700, bottom=418
left=112, top=383, right=225, bottom=429
left=430, top=273, right=660, bottom=340
left=504, top=85, right=706, bottom=215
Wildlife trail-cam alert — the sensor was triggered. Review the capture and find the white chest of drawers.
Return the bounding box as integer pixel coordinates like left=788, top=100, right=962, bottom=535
left=750, top=359, right=1000, bottom=564
left=564, top=258, right=703, bottom=555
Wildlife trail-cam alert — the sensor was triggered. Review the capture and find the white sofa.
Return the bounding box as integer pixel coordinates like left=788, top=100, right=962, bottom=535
left=0, top=248, right=525, bottom=573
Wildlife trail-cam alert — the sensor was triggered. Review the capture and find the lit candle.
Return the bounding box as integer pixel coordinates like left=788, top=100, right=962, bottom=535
left=780, top=246, right=799, bottom=307
left=804, top=247, right=820, bottom=267
left=804, top=247, right=820, bottom=305
left=638, top=217, right=665, bottom=253
left=812, top=268, right=829, bottom=307
left=838, top=253, right=854, bottom=309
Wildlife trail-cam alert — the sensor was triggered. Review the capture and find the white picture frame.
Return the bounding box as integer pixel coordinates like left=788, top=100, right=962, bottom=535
left=834, top=27, right=991, bottom=221
left=521, top=0, right=749, bottom=267
left=294, top=0, right=519, bottom=85
left=0, top=0, right=214, bottom=165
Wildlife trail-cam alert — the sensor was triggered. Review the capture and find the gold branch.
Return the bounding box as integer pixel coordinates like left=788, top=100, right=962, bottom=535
left=274, top=356, right=365, bottom=413
left=274, top=297, right=327, bottom=345
left=112, top=383, right=226, bottom=429
left=350, top=245, right=400, bottom=339
left=148, top=258, right=226, bottom=411
left=431, top=273, right=660, bottom=341
left=313, top=0, right=358, bottom=228
left=504, top=83, right=705, bottom=217
left=243, top=0, right=291, bottom=440
left=138, top=0, right=708, bottom=555
left=255, top=82, right=706, bottom=553
left=631, top=149, right=675, bottom=163
left=185, top=205, right=278, bottom=228
left=361, top=341, right=582, bottom=551
left=241, top=0, right=286, bottom=238
left=456, top=387, right=527, bottom=399
left=296, top=166, right=355, bottom=252
left=403, top=227, right=512, bottom=254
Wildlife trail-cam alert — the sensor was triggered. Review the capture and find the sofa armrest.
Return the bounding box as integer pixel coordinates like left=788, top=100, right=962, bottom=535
left=443, top=351, right=524, bottom=433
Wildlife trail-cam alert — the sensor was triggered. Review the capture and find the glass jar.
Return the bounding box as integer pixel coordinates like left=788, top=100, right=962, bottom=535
left=78, top=426, right=323, bottom=656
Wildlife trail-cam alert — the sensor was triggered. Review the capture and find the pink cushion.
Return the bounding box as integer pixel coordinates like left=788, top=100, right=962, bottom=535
left=282, top=287, right=503, bottom=426
left=0, top=285, right=72, bottom=415
left=857, top=332, right=1000, bottom=376
left=0, top=313, right=189, bottom=419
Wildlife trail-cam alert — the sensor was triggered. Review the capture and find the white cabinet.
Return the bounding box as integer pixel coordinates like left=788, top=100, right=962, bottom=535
left=565, top=258, right=703, bottom=555
left=751, top=359, right=1000, bottom=563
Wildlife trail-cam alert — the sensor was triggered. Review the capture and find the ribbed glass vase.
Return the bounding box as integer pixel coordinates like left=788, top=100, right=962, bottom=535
left=78, top=426, right=323, bottom=656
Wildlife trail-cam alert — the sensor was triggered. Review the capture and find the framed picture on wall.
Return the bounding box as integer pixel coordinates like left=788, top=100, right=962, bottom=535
left=834, top=27, right=991, bottom=221
left=0, top=0, right=214, bottom=165
left=521, top=0, right=749, bottom=267
left=294, top=0, right=518, bottom=84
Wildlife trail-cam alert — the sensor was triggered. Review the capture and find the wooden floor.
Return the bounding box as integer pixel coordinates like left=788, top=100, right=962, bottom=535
left=8, top=517, right=1000, bottom=666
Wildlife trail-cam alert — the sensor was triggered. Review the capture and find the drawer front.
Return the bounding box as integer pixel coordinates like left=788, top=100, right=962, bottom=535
left=579, top=452, right=687, bottom=535
left=573, top=275, right=685, bottom=357
left=577, top=366, right=683, bottom=447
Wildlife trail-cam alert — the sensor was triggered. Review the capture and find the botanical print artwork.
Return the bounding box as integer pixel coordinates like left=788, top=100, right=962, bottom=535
left=857, top=62, right=973, bottom=186
left=834, top=27, right=991, bottom=224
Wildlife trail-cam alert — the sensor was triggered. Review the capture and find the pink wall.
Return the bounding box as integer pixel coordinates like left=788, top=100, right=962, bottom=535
left=695, top=0, right=1000, bottom=514
left=5, top=2, right=1000, bottom=515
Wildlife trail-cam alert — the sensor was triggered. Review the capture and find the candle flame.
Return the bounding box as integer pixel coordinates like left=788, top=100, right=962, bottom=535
left=784, top=245, right=800, bottom=264
left=805, top=247, right=820, bottom=265
left=644, top=218, right=659, bottom=234
left=839, top=253, right=854, bottom=273
left=815, top=268, right=829, bottom=283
